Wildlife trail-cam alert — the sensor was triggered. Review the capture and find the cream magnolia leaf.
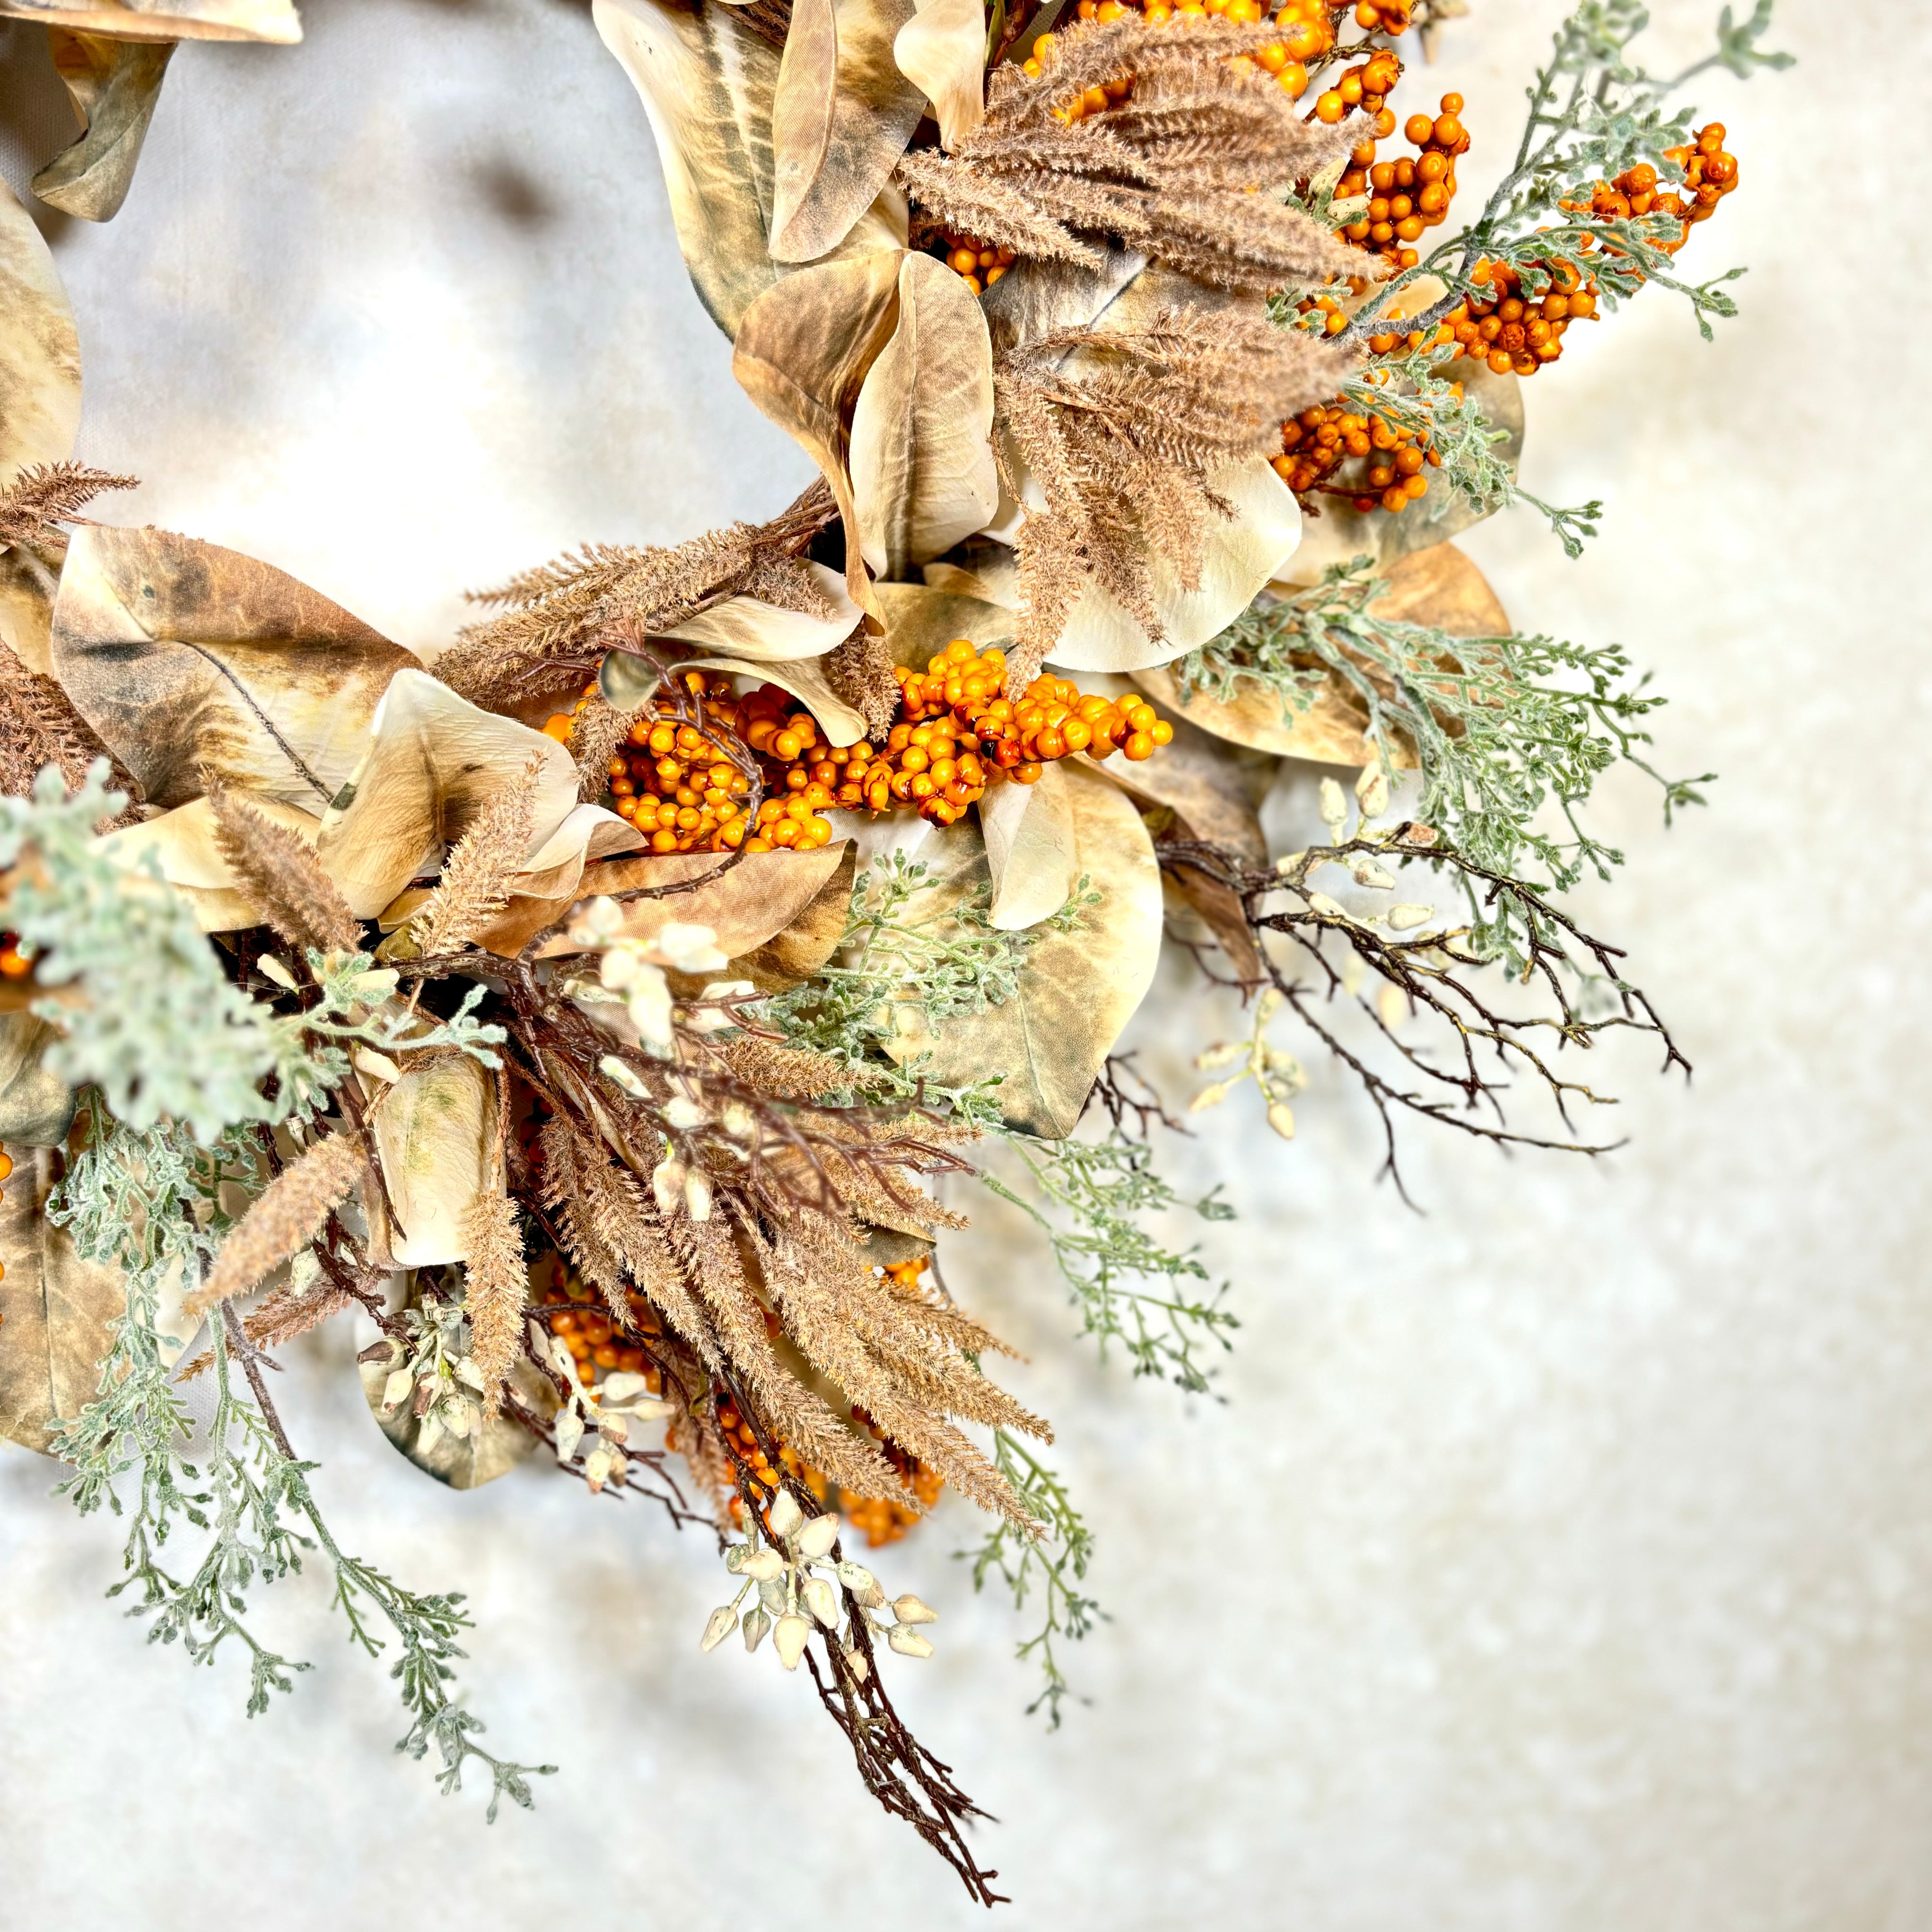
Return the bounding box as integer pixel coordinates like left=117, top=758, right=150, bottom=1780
left=603, top=643, right=869, bottom=748
left=0, top=1145, right=125, bottom=1453
left=358, top=1305, right=556, bottom=1490
left=874, top=579, right=1014, bottom=668
left=1281, top=360, right=1525, bottom=585
left=370, top=1055, right=495, bottom=1268
left=849, top=251, right=998, bottom=581
left=919, top=551, right=1016, bottom=608
left=888, top=762, right=1162, bottom=1136
left=0, top=0, right=300, bottom=40
left=733, top=250, right=905, bottom=613
left=0, top=1016, right=78, bottom=1147
left=770, top=0, right=839, bottom=258
left=979, top=762, right=1075, bottom=933
left=1134, top=542, right=1507, bottom=767
left=96, top=792, right=323, bottom=934
left=315, top=669, right=636, bottom=919
left=534, top=841, right=851, bottom=962
left=657, top=561, right=860, bottom=662
left=893, top=0, right=985, bottom=150
left=1042, top=455, right=1303, bottom=672
left=50, top=525, right=417, bottom=812
left=769, top=0, right=925, bottom=265
left=977, top=245, right=1145, bottom=349
left=33, top=31, right=176, bottom=224
left=0, top=177, right=82, bottom=488
left=0, top=545, right=61, bottom=675
left=594, top=0, right=782, bottom=337
left=731, top=840, right=857, bottom=990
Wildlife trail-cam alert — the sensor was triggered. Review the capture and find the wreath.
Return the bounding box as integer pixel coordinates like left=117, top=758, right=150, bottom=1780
left=0, top=0, right=1785, bottom=1900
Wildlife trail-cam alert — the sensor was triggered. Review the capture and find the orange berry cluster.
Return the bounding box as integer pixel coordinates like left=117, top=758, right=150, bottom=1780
left=0, top=930, right=31, bottom=980
left=843, top=1405, right=944, bottom=1548
left=538, top=1271, right=664, bottom=1393
left=1273, top=398, right=1439, bottom=512
left=929, top=230, right=1015, bottom=295
left=1565, top=123, right=1739, bottom=254
left=1443, top=257, right=1598, bottom=376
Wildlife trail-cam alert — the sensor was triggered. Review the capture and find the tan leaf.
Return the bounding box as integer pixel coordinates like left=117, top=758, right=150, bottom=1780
left=887, top=761, right=1162, bottom=1136
left=534, top=839, right=852, bottom=962
left=1131, top=542, right=1507, bottom=768
left=49, top=524, right=416, bottom=812
left=32, top=31, right=175, bottom=224
left=1281, top=360, right=1524, bottom=585
left=893, top=0, right=985, bottom=149
left=979, top=761, right=1075, bottom=932
left=656, top=561, right=860, bottom=662
left=96, top=793, right=324, bottom=933
left=874, top=578, right=1014, bottom=668
left=0, top=1143, right=125, bottom=1454
left=0, top=0, right=301, bottom=44
left=0, top=176, right=81, bottom=489
left=0, top=1014, right=77, bottom=1147
left=769, top=0, right=925, bottom=265
left=369, top=1055, right=496, bottom=1268
left=0, top=544, right=61, bottom=673
left=849, top=250, right=998, bottom=581
left=600, top=644, right=869, bottom=748
left=732, top=249, right=906, bottom=613
left=731, top=839, right=857, bottom=989
left=314, top=669, right=637, bottom=918
left=978, top=243, right=1145, bottom=350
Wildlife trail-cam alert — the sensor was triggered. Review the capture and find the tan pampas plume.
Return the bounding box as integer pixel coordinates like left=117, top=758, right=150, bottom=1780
left=0, top=639, right=144, bottom=811
left=410, top=753, right=542, bottom=959
left=563, top=698, right=643, bottom=804
left=206, top=785, right=361, bottom=955
left=177, top=1280, right=358, bottom=1380
left=0, top=461, right=137, bottom=551
left=822, top=626, right=901, bottom=740
left=462, top=1190, right=527, bottom=1418
left=894, top=17, right=1377, bottom=297
left=183, top=1130, right=369, bottom=1320
left=436, top=481, right=839, bottom=715
left=995, top=305, right=1357, bottom=689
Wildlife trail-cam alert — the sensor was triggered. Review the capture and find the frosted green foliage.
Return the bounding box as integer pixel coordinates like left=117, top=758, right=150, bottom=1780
left=1180, top=560, right=1708, bottom=961
left=958, top=1430, right=1101, bottom=1728
left=47, top=1101, right=553, bottom=1818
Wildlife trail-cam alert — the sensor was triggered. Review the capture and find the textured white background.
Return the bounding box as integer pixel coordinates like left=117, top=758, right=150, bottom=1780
left=3, top=3, right=1928, bottom=1927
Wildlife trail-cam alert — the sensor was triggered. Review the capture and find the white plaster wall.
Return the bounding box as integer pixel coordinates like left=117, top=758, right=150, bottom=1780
left=2, top=4, right=1927, bottom=1927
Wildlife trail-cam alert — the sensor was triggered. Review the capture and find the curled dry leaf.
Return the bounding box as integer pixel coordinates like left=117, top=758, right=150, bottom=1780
left=769, top=0, right=925, bottom=264
left=50, top=525, right=417, bottom=812
left=978, top=244, right=1146, bottom=350
left=730, top=839, right=857, bottom=989
left=1131, top=541, right=1507, bottom=767
left=887, top=761, right=1162, bottom=1136
left=874, top=578, right=1014, bottom=667
left=32, top=31, right=176, bottom=224
left=655, top=561, right=860, bottom=663
left=0, top=0, right=301, bottom=44
left=733, top=250, right=905, bottom=615
left=893, top=0, right=986, bottom=150
left=0, top=1014, right=78, bottom=1147
left=601, top=643, right=869, bottom=748
left=369, top=1054, right=497, bottom=1268
left=316, top=669, right=638, bottom=919
left=534, top=840, right=851, bottom=962
left=848, top=251, right=998, bottom=582
left=96, top=793, right=323, bottom=933
left=979, top=758, right=1075, bottom=933
left=0, top=1144, right=125, bottom=1453
left=0, top=175, right=82, bottom=489
left=1281, top=360, right=1525, bottom=585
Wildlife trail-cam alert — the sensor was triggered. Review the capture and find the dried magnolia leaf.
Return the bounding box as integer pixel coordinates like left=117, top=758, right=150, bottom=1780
left=370, top=1055, right=496, bottom=1268
left=0, top=544, right=61, bottom=673
left=893, top=0, right=985, bottom=150
left=1132, top=542, right=1506, bottom=768
left=979, top=760, right=1075, bottom=932
left=849, top=250, right=998, bottom=581
left=32, top=31, right=176, bottom=224
left=315, top=669, right=636, bottom=918
left=601, top=643, right=869, bottom=748
left=731, top=838, right=857, bottom=989
left=0, top=0, right=300, bottom=43
left=657, top=562, right=860, bottom=662
left=978, top=243, right=1145, bottom=350
left=0, top=1144, right=124, bottom=1453
left=96, top=793, right=323, bottom=933
left=49, top=525, right=416, bottom=812
left=0, top=1013, right=77, bottom=1146
left=595, top=0, right=782, bottom=335
left=874, top=578, right=1014, bottom=668
left=358, top=1286, right=556, bottom=1490
left=535, top=839, right=851, bottom=961
left=0, top=176, right=82, bottom=488
left=769, top=0, right=924, bottom=264
left=733, top=249, right=905, bottom=612
left=1282, top=359, right=1524, bottom=585
left=888, top=761, right=1162, bottom=1136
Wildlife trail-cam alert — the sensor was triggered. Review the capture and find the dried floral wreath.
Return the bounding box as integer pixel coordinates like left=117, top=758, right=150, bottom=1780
left=0, top=0, right=1787, bottom=1902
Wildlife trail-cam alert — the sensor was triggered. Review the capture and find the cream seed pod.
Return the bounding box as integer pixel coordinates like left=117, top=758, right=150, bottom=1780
left=1388, top=904, right=1434, bottom=931
left=1319, top=776, right=1349, bottom=843
left=1355, top=760, right=1392, bottom=820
